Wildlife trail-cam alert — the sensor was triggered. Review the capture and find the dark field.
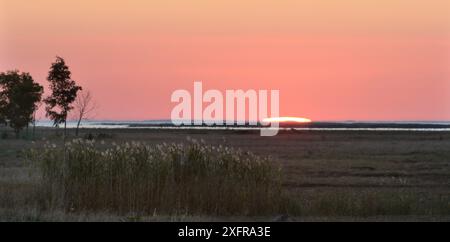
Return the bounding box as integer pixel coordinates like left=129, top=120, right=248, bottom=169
left=0, top=127, right=449, bottom=221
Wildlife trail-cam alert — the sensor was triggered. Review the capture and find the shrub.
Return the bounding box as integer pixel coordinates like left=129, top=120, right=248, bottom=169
left=27, top=139, right=283, bottom=216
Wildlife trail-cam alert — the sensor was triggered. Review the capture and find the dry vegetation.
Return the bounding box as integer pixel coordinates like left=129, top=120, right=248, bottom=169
left=0, top=127, right=449, bottom=221
left=26, top=138, right=282, bottom=215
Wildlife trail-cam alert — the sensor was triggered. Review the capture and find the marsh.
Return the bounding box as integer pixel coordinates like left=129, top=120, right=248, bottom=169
left=0, top=127, right=449, bottom=221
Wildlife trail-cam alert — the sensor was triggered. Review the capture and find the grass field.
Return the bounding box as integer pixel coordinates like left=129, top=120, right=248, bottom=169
left=0, top=127, right=449, bottom=221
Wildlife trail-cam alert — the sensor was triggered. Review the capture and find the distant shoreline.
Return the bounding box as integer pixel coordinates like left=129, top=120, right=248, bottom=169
left=31, top=120, right=450, bottom=131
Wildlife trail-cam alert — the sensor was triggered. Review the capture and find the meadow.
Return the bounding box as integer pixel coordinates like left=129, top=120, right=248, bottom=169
left=0, top=127, right=449, bottom=221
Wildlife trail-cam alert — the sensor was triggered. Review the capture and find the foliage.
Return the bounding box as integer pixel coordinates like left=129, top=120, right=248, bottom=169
left=44, top=57, right=82, bottom=128
left=0, top=70, right=43, bottom=135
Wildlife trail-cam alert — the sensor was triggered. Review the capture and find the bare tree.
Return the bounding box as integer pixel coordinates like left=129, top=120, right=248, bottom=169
left=73, top=90, right=97, bottom=136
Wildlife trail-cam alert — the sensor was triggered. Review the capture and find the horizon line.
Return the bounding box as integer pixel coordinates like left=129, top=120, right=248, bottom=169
left=37, top=119, right=450, bottom=123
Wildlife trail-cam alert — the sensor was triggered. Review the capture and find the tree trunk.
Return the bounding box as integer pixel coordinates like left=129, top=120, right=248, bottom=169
left=32, top=121, right=36, bottom=140
left=76, top=117, right=82, bottom=136
left=63, top=120, right=67, bottom=169
left=32, top=112, right=36, bottom=140
left=64, top=120, right=67, bottom=143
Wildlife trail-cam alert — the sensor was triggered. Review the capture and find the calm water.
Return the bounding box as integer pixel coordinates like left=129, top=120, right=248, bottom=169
left=34, top=120, right=450, bottom=132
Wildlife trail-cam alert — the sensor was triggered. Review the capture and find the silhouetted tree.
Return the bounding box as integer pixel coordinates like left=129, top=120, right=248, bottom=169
left=73, top=90, right=97, bottom=136
left=44, top=57, right=82, bottom=140
left=0, top=70, right=43, bottom=137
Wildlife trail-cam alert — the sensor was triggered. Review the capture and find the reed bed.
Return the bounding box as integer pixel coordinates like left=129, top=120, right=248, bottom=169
left=27, top=138, right=283, bottom=216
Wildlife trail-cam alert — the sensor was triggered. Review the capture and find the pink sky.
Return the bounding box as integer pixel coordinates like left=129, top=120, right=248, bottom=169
left=1, top=0, right=450, bottom=121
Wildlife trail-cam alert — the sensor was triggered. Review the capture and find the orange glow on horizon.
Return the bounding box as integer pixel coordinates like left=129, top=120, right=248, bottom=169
left=263, top=117, right=312, bottom=123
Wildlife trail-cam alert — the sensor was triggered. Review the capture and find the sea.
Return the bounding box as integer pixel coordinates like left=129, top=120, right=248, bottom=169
left=34, top=120, right=450, bottom=132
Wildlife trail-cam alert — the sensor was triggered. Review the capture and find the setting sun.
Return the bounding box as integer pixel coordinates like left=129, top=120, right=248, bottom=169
left=262, top=117, right=312, bottom=123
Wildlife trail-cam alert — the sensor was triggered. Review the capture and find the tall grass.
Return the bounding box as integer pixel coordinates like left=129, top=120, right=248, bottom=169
left=27, top=138, right=283, bottom=216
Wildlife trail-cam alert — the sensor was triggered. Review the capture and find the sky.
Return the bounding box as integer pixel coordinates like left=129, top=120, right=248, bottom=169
left=1, top=0, right=450, bottom=121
